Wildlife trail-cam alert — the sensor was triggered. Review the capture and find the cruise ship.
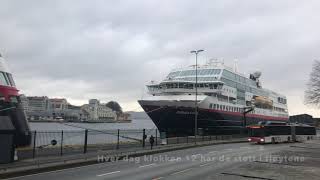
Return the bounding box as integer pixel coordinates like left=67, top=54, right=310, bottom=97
left=138, top=60, right=289, bottom=137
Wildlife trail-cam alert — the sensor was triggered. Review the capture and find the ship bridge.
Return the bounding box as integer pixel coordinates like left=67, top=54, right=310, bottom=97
left=147, top=63, right=227, bottom=96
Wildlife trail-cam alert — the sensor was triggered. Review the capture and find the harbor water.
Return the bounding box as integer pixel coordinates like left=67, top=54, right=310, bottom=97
left=29, top=119, right=157, bottom=146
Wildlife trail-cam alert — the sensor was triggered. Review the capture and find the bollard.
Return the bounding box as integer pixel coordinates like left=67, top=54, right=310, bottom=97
left=83, top=129, right=88, bottom=154
left=60, top=130, right=64, bottom=156
left=142, top=129, right=146, bottom=148
left=155, top=130, right=158, bottom=146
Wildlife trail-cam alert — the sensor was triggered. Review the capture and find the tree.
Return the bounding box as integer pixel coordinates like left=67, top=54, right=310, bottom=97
left=305, top=60, right=320, bottom=107
left=106, top=101, right=122, bottom=113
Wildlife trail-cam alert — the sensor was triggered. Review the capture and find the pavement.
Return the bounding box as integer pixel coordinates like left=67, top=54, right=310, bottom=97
left=2, top=138, right=320, bottom=180
left=0, top=137, right=246, bottom=179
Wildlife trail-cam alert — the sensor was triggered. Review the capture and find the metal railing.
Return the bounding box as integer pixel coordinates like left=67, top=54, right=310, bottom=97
left=16, top=129, right=247, bottom=160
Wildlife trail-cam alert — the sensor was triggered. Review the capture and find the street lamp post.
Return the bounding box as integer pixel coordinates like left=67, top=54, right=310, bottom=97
left=190, top=49, right=204, bottom=144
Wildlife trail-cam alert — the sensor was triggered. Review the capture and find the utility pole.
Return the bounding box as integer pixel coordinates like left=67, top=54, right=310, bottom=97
left=190, top=49, right=204, bottom=144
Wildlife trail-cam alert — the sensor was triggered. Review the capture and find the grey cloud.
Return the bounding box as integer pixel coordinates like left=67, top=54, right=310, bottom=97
left=1, top=0, right=320, bottom=114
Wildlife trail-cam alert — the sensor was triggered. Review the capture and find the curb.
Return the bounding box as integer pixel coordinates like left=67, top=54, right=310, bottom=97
left=0, top=140, right=247, bottom=179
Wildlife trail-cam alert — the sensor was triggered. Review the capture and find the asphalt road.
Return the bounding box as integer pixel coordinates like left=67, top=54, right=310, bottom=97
left=5, top=142, right=302, bottom=180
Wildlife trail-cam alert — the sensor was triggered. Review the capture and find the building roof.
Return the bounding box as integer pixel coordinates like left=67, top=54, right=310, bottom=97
left=290, top=114, right=313, bottom=118
left=27, top=96, right=48, bottom=100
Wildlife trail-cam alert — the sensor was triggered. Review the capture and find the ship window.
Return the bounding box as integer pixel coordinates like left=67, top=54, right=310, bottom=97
left=0, top=72, right=10, bottom=86
left=209, top=104, right=213, bottom=109
left=10, top=96, right=18, bottom=104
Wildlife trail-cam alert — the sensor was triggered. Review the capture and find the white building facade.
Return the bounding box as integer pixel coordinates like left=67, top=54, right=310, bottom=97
left=82, top=99, right=117, bottom=122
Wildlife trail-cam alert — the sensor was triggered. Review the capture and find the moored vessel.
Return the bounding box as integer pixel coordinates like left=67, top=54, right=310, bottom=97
left=138, top=60, right=288, bottom=137
left=0, top=53, right=31, bottom=146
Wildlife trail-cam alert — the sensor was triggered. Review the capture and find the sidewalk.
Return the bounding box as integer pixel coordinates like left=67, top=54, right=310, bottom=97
left=219, top=139, right=320, bottom=180
left=0, top=138, right=247, bottom=179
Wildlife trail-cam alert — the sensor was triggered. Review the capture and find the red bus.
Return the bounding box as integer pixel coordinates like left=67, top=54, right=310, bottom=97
left=247, top=121, right=316, bottom=144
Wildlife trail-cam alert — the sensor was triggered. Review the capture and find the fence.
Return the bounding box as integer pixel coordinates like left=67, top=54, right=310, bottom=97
left=17, top=129, right=247, bottom=160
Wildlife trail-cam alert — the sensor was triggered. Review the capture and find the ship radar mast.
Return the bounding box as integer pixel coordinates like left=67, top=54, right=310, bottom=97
left=233, top=59, right=238, bottom=73
left=250, top=71, right=262, bottom=88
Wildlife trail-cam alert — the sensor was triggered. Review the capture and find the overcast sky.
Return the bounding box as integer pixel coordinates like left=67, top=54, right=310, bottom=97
left=1, top=1, right=320, bottom=116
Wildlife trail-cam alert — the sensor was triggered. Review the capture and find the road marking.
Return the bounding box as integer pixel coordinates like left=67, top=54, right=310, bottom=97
left=97, top=171, right=120, bottom=177
left=139, top=163, right=156, bottom=168
left=209, top=151, right=218, bottom=154
left=168, top=158, right=179, bottom=162
left=226, top=148, right=233, bottom=151
left=240, top=146, right=250, bottom=149
left=152, top=177, right=164, bottom=180
left=200, top=163, right=212, bottom=167
left=171, top=168, right=192, bottom=175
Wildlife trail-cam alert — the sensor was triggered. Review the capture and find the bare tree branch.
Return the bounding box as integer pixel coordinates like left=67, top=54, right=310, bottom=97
left=305, top=60, right=320, bottom=107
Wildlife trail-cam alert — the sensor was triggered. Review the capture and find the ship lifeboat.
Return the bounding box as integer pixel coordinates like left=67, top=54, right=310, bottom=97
left=253, top=96, right=273, bottom=108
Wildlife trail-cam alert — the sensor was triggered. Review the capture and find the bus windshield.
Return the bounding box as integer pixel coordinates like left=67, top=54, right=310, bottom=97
left=249, top=128, right=265, bottom=137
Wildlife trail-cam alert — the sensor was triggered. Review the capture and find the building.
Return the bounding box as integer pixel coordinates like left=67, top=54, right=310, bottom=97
left=117, top=113, right=131, bottom=122
left=48, top=98, right=68, bottom=118
left=27, top=96, right=49, bottom=113
left=19, top=94, right=29, bottom=112
left=63, top=104, right=86, bottom=121
left=49, top=98, right=68, bottom=111
left=22, top=96, right=119, bottom=122
left=25, top=96, right=50, bottom=120
left=289, top=114, right=316, bottom=126
left=81, top=99, right=117, bottom=122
